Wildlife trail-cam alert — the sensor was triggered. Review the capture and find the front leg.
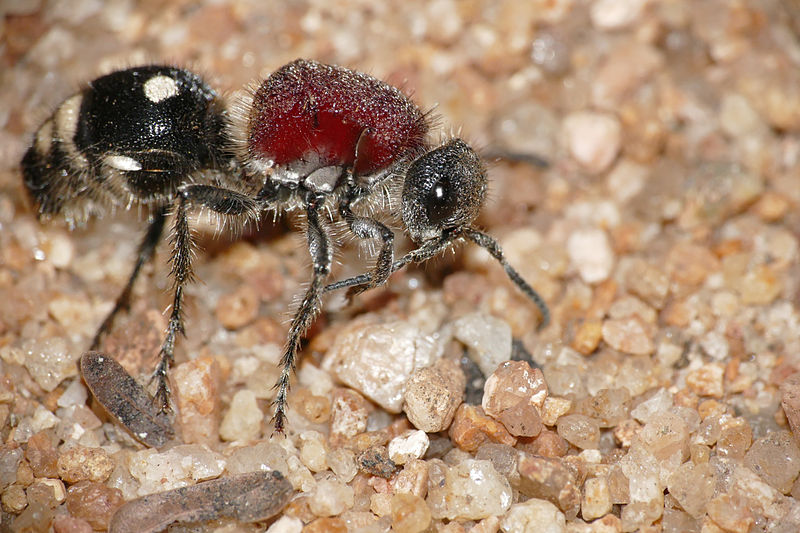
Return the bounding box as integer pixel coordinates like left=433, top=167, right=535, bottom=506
left=322, top=229, right=458, bottom=294
left=273, top=193, right=333, bottom=433
left=153, top=184, right=260, bottom=411
left=339, top=200, right=395, bottom=299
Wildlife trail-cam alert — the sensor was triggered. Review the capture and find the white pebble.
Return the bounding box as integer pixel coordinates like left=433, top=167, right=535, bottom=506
left=266, top=515, right=303, bottom=533
left=590, top=0, right=648, bottom=30
left=128, top=444, right=226, bottom=496
left=219, top=390, right=263, bottom=442
left=453, top=312, right=512, bottom=377
left=309, top=479, right=354, bottom=517
left=500, top=498, right=566, bottom=533
left=323, top=319, right=440, bottom=412
left=566, top=228, right=615, bottom=283
left=388, top=430, right=430, bottom=465
left=563, top=111, right=621, bottom=173
left=428, top=459, right=512, bottom=520
left=57, top=379, right=88, bottom=408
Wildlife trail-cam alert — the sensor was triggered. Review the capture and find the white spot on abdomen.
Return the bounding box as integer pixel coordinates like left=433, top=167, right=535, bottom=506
left=35, top=119, right=54, bottom=156
left=105, top=154, right=143, bottom=172
left=143, top=75, right=180, bottom=103
left=54, top=94, right=89, bottom=170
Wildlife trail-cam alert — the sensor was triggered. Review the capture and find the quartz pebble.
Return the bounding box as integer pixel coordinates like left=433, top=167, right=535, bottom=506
left=219, top=389, right=263, bottom=442
left=601, top=317, right=654, bottom=356
left=572, top=388, right=630, bottom=427
left=501, top=498, right=566, bottom=533
left=666, top=461, right=715, bottom=519
left=403, top=358, right=465, bottom=433
left=563, top=111, right=622, bottom=173
left=392, top=459, right=429, bottom=498
left=567, top=228, right=615, bottom=284
left=329, top=388, right=370, bottom=442
left=390, top=493, right=431, bottom=533
left=22, top=338, right=79, bottom=392
left=590, top=0, right=647, bottom=29
left=56, top=446, right=114, bottom=483
left=781, top=372, right=800, bottom=441
left=26, top=478, right=65, bottom=508
left=427, top=459, right=512, bottom=520
left=453, top=312, right=512, bottom=377
left=388, top=430, right=429, bottom=465
left=127, top=444, right=226, bottom=496
left=482, top=361, right=547, bottom=437
left=556, top=414, right=600, bottom=450
left=299, top=431, right=328, bottom=472
left=449, top=404, right=517, bottom=452
left=581, top=476, right=612, bottom=520
left=309, top=479, right=354, bottom=517
left=517, top=453, right=581, bottom=516
left=323, top=319, right=440, bottom=412
left=65, top=481, right=124, bottom=531
left=225, top=440, right=289, bottom=475
left=744, top=430, right=800, bottom=494
left=173, top=357, right=221, bottom=445
left=686, top=364, right=725, bottom=398
left=25, top=432, right=58, bottom=478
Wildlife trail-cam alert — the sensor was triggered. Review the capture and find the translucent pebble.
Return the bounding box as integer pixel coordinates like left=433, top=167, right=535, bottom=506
left=581, top=476, right=612, bottom=521
left=128, top=444, right=226, bottom=496
left=299, top=431, right=328, bottom=472
left=744, top=430, right=800, bottom=494
left=556, top=414, right=600, bottom=450
left=391, top=493, right=431, bottom=533
left=475, top=443, right=520, bottom=486
left=427, top=459, right=512, bottom=520
left=266, top=515, right=304, bottom=533
left=57, top=379, right=88, bottom=408
left=388, top=430, right=429, bottom=466
left=22, top=338, right=79, bottom=392
left=602, top=317, right=655, bottom=356
left=666, top=461, right=715, bottom=519
left=0, top=447, right=23, bottom=489
left=323, top=319, right=440, bottom=412
left=619, top=443, right=661, bottom=504
left=563, top=111, right=622, bottom=173
left=566, top=228, right=614, bottom=284
left=403, top=358, right=465, bottom=433
left=327, top=447, right=358, bottom=483
left=638, top=412, right=689, bottom=462
left=57, top=445, right=114, bottom=483
left=482, top=361, right=547, bottom=437
left=572, top=388, right=630, bottom=427
left=65, top=481, right=124, bottom=531
left=453, top=312, right=512, bottom=377
left=225, top=440, right=289, bottom=475
left=500, top=498, right=566, bottom=533
left=309, top=479, right=354, bottom=517
left=173, top=357, right=221, bottom=446
left=517, top=454, right=580, bottom=515
left=219, top=390, right=263, bottom=442
left=620, top=500, right=662, bottom=531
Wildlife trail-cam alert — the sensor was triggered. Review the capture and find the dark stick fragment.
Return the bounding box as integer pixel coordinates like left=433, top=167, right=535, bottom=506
left=80, top=351, right=174, bottom=447
left=108, top=470, right=293, bottom=533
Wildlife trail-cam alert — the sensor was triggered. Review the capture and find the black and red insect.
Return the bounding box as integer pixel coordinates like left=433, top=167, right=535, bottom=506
left=22, top=59, right=549, bottom=435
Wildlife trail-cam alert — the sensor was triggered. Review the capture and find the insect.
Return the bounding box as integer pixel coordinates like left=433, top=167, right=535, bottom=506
left=234, top=59, right=549, bottom=431
left=22, top=59, right=549, bottom=435
left=21, top=65, right=261, bottom=410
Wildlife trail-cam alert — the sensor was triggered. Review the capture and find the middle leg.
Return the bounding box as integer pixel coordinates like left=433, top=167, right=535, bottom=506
left=153, top=184, right=261, bottom=410
left=273, top=192, right=334, bottom=432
